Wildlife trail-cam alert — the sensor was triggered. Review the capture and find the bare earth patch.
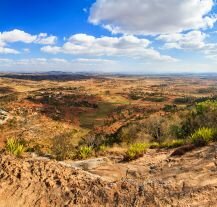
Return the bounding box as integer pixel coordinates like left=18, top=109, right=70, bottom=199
left=0, top=144, right=217, bottom=206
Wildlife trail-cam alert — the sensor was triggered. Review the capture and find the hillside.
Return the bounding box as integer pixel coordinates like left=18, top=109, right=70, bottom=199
left=0, top=144, right=217, bottom=207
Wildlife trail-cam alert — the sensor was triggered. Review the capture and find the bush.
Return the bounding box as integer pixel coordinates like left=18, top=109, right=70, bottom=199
left=125, top=143, right=148, bottom=161
left=149, top=142, right=160, bottom=149
left=51, top=132, right=75, bottom=161
left=163, top=104, right=177, bottom=112
left=174, top=96, right=195, bottom=104
left=190, top=127, right=214, bottom=147
left=77, top=146, right=93, bottom=159
left=143, top=96, right=167, bottom=102
left=160, top=139, right=186, bottom=148
left=213, top=128, right=217, bottom=141
left=5, top=138, right=25, bottom=157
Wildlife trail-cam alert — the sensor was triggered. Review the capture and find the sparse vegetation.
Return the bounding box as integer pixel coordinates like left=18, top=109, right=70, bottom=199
left=77, top=146, right=93, bottom=159
left=5, top=138, right=25, bottom=157
left=190, top=127, right=214, bottom=147
left=125, top=143, right=148, bottom=161
left=1, top=75, right=217, bottom=162
left=51, top=132, right=75, bottom=161
left=160, top=139, right=186, bottom=148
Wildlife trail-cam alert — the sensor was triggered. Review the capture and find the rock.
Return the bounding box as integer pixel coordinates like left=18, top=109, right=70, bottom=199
left=170, top=144, right=195, bottom=157
left=126, top=168, right=141, bottom=178
left=60, top=157, right=111, bottom=171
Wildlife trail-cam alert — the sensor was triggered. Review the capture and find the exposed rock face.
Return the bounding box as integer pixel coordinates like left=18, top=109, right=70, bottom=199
left=59, top=157, right=111, bottom=171
left=0, top=109, right=9, bottom=125
left=0, top=155, right=150, bottom=207
left=0, top=144, right=217, bottom=207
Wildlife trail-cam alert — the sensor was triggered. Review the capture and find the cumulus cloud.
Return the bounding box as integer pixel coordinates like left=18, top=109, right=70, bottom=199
left=157, top=31, right=206, bottom=50
left=157, top=30, right=217, bottom=62
left=0, top=29, right=36, bottom=44
left=41, top=33, right=177, bottom=62
left=0, top=29, right=57, bottom=54
left=35, top=33, right=57, bottom=45
left=0, top=29, right=57, bottom=45
left=89, top=0, right=216, bottom=35
left=0, top=47, right=19, bottom=54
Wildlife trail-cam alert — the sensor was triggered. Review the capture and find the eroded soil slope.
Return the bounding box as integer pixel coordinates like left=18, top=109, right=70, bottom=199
left=0, top=145, right=217, bottom=207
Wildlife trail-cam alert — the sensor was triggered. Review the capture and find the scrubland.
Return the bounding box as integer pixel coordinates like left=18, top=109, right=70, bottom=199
left=0, top=74, right=217, bottom=206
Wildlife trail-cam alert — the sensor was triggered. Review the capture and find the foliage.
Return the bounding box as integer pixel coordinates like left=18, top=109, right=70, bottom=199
left=98, top=144, right=107, bottom=152
left=51, top=131, right=76, bottom=161
left=173, top=96, right=195, bottom=104
left=125, top=143, right=148, bottom=161
left=195, top=100, right=217, bottom=114
left=160, top=139, right=186, bottom=148
left=163, top=104, right=177, bottom=112
left=117, top=124, right=140, bottom=144
left=149, top=142, right=160, bottom=149
left=174, top=100, right=217, bottom=138
left=143, top=96, right=167, bottom=102
left=190, top=127, right=214, bottom=147
left=144, top=114, right=167, bottom=142
left=5, top=138, right=25, bottom=157
left=77, top=146, right=93, bottom=159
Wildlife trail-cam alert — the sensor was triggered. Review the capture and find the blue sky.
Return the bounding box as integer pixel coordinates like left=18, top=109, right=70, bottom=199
left=0, top=0, right=217, bottom=73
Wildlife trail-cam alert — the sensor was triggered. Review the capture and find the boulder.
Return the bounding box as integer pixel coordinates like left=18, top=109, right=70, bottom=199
left=59, top=157, right=111, bottom=171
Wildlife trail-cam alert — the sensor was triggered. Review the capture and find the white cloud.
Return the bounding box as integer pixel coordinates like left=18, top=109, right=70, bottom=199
left=202, top=43, right=217, bottom=60
left=0, top=47, right=19, bottom=54
left=35, top=33, right=57, bottom=45
left=51, top=58, right=68, bottom=63
left=157, top=30, right=217, bottom=62
left=0, top=57, right=123, bottom=73
left=89, top=0, right=216, bottom=35
left=0, top=29, right=57, bottom=45
left=0, top=29, right=57, bottom=54
left=0, top=29, right=37, bottom=44
left=41, top=33, right=177, bottom=62
left=74, top=58, right=116, bottom=65
left=158, top=31, right=206, bottom=50
left=23, top=48, right=30, bottom=53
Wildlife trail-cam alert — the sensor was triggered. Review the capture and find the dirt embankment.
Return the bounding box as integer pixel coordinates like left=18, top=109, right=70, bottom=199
left=0, top=144, right=217, bottom=207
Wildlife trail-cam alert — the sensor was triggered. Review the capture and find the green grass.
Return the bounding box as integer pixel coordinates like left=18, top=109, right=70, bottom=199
left=5, top=138, right=25, bottom=157
left=125, top=143, right=148, bottom=161
left=160, top=139, right=186, bottom=148
left=190, top=127, right=214, bottom=147
left=79, top=102, right=117, bottom=128
left=77, top=146, right=93, bottom=159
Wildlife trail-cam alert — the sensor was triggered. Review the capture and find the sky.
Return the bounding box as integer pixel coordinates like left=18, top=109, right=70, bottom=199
left=0, top=0, right=217, bottom=74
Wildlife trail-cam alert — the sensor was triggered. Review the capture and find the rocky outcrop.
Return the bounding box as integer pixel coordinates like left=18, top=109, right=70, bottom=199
left=0, top=109, right=9, bottom=125
left=0, top=144, right=217, bottom=207
left=59, top=157, right=111, bottom=171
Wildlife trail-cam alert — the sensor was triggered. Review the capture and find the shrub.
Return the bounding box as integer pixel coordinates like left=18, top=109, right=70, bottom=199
left=190, top=127, right=214, bottom=147
left=163, top=104, right=177, bottom=112
left=173, top=96, right=195, bottom=104
left=5, top=138, right=25, bottom=157
left=213, top=128, right=217, bottom=141
left=51, top=132, right=75, bottom=161
left=149, top=142, right=160, bottom=149
left=143, top=96, right=167, bottom=102
left=98, top=144, right=107, bottom=152
left=195, top=100, right=217, bottom=114
left=77, top=146, right=93, bottom=159
left=125, top=143, right=148, bottom=161
left=145, top=114, right=166, bottom=142
left=160, top=139, right=186, bottom=148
